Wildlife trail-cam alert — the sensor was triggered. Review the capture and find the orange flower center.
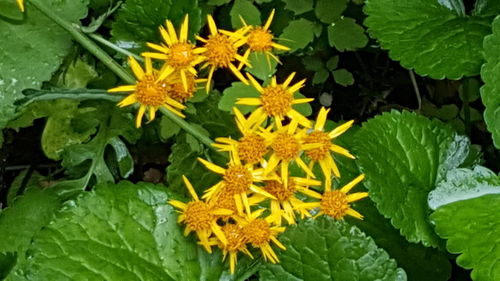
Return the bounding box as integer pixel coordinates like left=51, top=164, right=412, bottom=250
left=264, top=180, right=296, bottom=202
left=184, top=201, right=214, bottom=230
left=271, top=132, right=300, bottom=161
left=304, top=131, right=331, bottom=161
left=213, top=192, right=237, bottom=218
left=222, top=224, right=247, bottom=251
left=168, top=42, right=196, bottom=68
left=223, top=165, right=253, bottom=195
left=135, top=74, right=168, bottom=106
left=237, top=133, right=268, bottom=164
left=320, top=190, right=349, bottom=219
left=247, top=27, right=273, bottom=52
left=242, top=218, right=271, bottom=247
left=204, top=34, right=237, bottom=68
left=167, top=73, right=196, bottom=102
left=261, top=85, right=293, bottom=117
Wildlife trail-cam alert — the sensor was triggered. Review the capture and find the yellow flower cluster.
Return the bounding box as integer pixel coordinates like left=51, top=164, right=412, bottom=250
left=110, top=11, right=368, bottom=273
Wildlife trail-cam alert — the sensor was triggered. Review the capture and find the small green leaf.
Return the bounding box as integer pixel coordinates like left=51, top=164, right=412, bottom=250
left=219, top=82, right=260, bottom=114
left=230, top=0, right=261, bottom=28
left=364, top=0, right=495, bottom=79
left=207, top=0, right=232, bottom=6
left=0, top=0, right=89, bottom=128
left=111, top=0, right=202, bottom=52
left=326, top=56, right=339, bottom=71
left=281, top=0, right=314, bottom=15
left=314, top=0, right=347, bottom=24
left=313, top=70, right=329, bottom=84
left=159, top=115, right=181, bottom=140
left=353, top=111, right=470, bottom=247
left=327, top=17, right=368, bottom=51
left=245, top=52, right=278, bottom=81
left=332, top=68, right=354, bottom=86
left=12, top=182, right=229, bottom=281
left=259, top=218, right=407, bottom=281
left=279, top=18, right=315, bottom=52
left=473, top=0, right=500, bottom=16
left=431, top=194, right=500, bottom=281
left=480, top=15, right=500, bottom=148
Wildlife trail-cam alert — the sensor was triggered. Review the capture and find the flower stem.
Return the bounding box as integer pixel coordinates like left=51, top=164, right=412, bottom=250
left=87, top=33, right=144, bottom=62
left=29, top=0, right=135, bottom=84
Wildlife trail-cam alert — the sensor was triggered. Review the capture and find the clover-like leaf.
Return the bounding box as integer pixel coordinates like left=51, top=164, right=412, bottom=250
left=259, top=218, right=407, bottom=281
left=327, top=17, right=368, bottom=51
left=353, top=111, right=470, bottom=247
left=0, top=0, right=89, bottom=128
left=314, top=0, right=347, bottom=24
left=9, top=181, right=231, bottom=281
left=281, top=0, right=314, bottom=15
left=364, top=0, right=495, bottom=79
left=230, top=0, right=261, bottom=28
left=431, top=194, right=500, bottom=281
left=480, top=15, right=500, bottom=148
left=279, top=18, right=315, bottom=52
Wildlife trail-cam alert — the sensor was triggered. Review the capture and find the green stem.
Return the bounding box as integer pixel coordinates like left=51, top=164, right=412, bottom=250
left=29, top=0, right=135, bottom=84
left=87, top=33, right=144, bottom=62
left=30, top=0, right=220, bottom=152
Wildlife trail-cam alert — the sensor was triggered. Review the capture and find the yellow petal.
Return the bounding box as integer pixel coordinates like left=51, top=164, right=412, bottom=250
left=229, top=63, right=249, bottom=85
left=236, top=98, right=261, bottom=106
left=198, top=158, right=226, bottom=174
left=246, top=73, right=264, bottom=93
left=207, top=15, right=218, bottom=36
left=166, top=20, right=178, bottom=43
left=346, top=192, right=369, bottom=203
left=135, top=105, right=146, bottom=128
left=329, top=120, right=355, bottom=139
left=271, top=42, right=290, bottom=51
left=315, top=107, right=330, bottom=131
left=159, top=26, right=172, bottom=46
left=168, top=199, right=187, bottom=210
left=182, top=175, right=199, bottom=201
left=16, top=0, right=24, bottom=12
left=346, top=208, right=364, bottom=220
left=264, top=9, right=275, bottom=30
left=330, top=144, right=356, bottom=159
left=128, top=56, right=145, bottom=80
left=108, top=85, right=136, bottom=93
left=283, top=72, right=296, bottom=88
left=180, top=14, right=189, bottom=42
left=340, top=174, right=365, bottom=193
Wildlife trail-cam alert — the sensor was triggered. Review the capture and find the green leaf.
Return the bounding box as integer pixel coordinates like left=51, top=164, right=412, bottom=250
left=293, top=92, right=312, bottom=117
left=332, top=68, right=354, bottom=86
left=314, top=0, right=347, bottom=24
left=431, top=194, right=500, bottom=281
left=6, top=169, right=46, bottom=205
left=326, top=56, right=339, bottom=71
left=428, top=166, right=500, bottom=210
left=473, top=0, right=500, bottom=16
left=335, top=126, right=452, bottom=281
left=245, top=52, right=278, bottom=81
left=9, top=181, right=230, bottom=281
left=159, top=115, right=181, bottom=140
left=230, top=0, right=261, bottom=28
left=312, top=70, right=329, bottom=85
left=111, top=0, right=202, bottom=52
left=364, top=0, right=494, bottom=79
left=0, top=0, right=89, bottom=128
left=279, top=19, right=315, bottom=53
left=53, top=58, right=98, bottom=88
left=259, top=218, right=407, bottom=281
left=327, top=17, right=368, bottom=51
left=0, top=252, right=16, bottom=279
left=353, top=111, right=470, bottom=247
left=480, top=15, right=500, bottom=149
left=219, top=82, right=260, bottom=115
left=281, top=0, right=314, bottom=15
left=207, top=0, right=232, bottom=5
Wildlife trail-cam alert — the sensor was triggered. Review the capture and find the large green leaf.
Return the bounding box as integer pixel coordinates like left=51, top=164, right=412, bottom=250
left=8, top=181, right=234, bottom=281
left=364, top=0, right=494, bottom=79
left=111, top=0, right=202, bottom=52
left=258, top=218, right=407, bottom=281
left=480, top=15, right=500, bottom=149
left=353, top=111, right=469, bottom=247
left=334, top=126, right=452, bottom=281
left=431, top=194, right=500, bottom=281
left=428, top=166, right=500, bottom=210
left=0, top=0, right=89, bottom=128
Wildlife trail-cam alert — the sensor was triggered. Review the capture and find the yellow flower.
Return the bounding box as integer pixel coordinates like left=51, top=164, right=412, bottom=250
left=197, top=15, right=250, bottom=92
left=168, top=176, right=233, bottom=253
left=165, top=71, right=204, bottom=103
left=16, top=0, right=24, bottom=12
left=198, top=152, right=276, bottom=215
left=108, top=56, right=186, bottom=128
left=259, top=119, right=322, bottom=188
left=304, top=107, right=355, bottom=187
left=235, top=209, right=286, bottom=263
left=239, top=9, right=290, bottom=68
left=142, top=15, right=205, bottom=91
left=207, top=223, right=253, bottom=274
left=250, top=176, right=322, bottom=225
left=237, top=73, right=313, bottom=128
left=299, top=174, right=368, bottom=220
left=212, top=107, right=268, bottom=165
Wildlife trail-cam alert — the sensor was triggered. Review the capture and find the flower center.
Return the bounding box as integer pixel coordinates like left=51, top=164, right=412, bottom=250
left=304, top=131, right=331, bottom=161
left=213, top=192, right=237, bottom=218
left=237, top=133, right=268, bottom=164
left=247, top=27, right=273, bottom=52
left=204, top=34, right=237, bottom=68
left=242, top=219, right=271, bottom=247
left=184, top=201, right=214, bottom=230
left=168, top=42, right=195, bottom=68
left=261, top=85, right=293, bottom=117
left=264, top=180, right=295, bottom=202
left=167, top=73, right=196, bottom=102
left=320, top=190, right=349, bottom=219
left=271, top=132, right=300, bottom=161
left=223, top=165, right=253, bottom=195
left=135, top=74, right=168, bottom=106
left=222, top=224, right=247, bottom=251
